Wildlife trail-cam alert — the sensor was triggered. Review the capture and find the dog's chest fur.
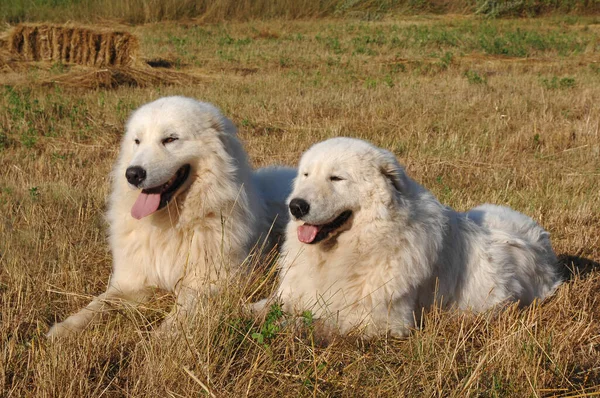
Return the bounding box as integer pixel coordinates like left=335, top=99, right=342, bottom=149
left=110, top=214, right=247, bottom=292
left=107, top=168, right=261, bottom=294
left=278, top=230, right=408, bottom=331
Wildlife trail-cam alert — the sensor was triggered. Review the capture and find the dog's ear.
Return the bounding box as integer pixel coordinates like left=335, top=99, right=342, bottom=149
left=378, top=152, right=405, bottom=193
left=204, top=105, right=236, bottom=136
left=208, top=112, right=226, bottom=133
left=213, top=114, right=241, bottom=158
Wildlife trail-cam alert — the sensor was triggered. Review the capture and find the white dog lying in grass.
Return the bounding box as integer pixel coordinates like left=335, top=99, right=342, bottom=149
left=48, top=96, right=295, bottom=338
left=255, top=137, right=561, bottom=338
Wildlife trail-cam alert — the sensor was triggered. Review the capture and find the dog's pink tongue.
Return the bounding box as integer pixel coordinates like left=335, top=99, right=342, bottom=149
left=297, top=224, right=319, bottom=243
left=131, top=192, right=161, bottom=220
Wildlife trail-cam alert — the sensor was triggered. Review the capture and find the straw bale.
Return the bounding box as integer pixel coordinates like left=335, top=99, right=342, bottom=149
left=7, top=24, right=138, bottom=67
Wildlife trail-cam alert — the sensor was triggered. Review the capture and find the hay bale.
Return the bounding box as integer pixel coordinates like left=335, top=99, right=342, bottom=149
left=38, top=25, right=52, bottom=60
left=7, top=25, right=24, bottom=55
left=4, top=23, right=210, bottom=90
left=69, top=28, right=83, bottom=64
left=22, top=25, right=38, bottom=61
left=7, top=24, right=138, bottom=67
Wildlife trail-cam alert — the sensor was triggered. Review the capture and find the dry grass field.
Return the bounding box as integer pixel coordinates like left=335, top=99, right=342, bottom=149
left=1, top=13, right=600, bottom=397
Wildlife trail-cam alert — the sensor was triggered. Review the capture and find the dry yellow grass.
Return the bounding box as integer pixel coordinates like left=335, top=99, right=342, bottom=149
left=3, top=0, right=599, bottom=24
left=1, top=15, right=600, bottom=396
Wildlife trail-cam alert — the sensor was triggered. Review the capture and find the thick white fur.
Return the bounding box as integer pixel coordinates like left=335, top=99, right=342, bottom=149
left=48, top=96, right=295, bottom=337
left=266, top=137, right=561, bottom=338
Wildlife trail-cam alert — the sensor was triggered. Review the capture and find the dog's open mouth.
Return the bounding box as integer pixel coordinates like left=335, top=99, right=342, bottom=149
left=131, top=165, right=191, bottom=220
left=297, top=210, right=353, bottom=244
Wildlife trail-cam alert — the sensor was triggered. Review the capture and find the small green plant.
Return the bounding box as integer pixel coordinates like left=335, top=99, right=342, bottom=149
left=540, top=76, right=557, bottom=89
left=20, top=126, right=38, bottom=149
left=559, top=77, right=576, bottom=89
left=235, top=37, right=252, bottom=46
left=29, top=187, right=39, bottom=201
left=0, top=131, right=8, bottom=150
left=437, top=51, right=453, bottom=70
left=489, top=372, right=514, bottom=397
left=169, top=34, right=188, bottom=47
left=325, top=56, right=340, bottom=66
left=389, top=62, right=406, bottom=74
left=351, top=34, right=381, bottom=55
left=278, top=55, right=290, bottom=67
left=316, top=34, right=344, bottom=55
left=301, top=310, right=314, bottom=327
left=383, top=74, right=395, bottom=88
left=216, top=49, right=236, bottom=62
left=365, top=78, right=377, bottom=89
left=50, top=62, right=66, bottom=74
left=436, top=176, right=452, bottom=200
left=465, top=69, right=486, bottom=85
left=116, top=99, right=136, bottom=120
left=252, top=303, right=283, bottom=346
left=540, top=76, right=576, bottom=89
left=217, top=34, right=235, bottom=46
left=51, top=152, right=69, bottom=162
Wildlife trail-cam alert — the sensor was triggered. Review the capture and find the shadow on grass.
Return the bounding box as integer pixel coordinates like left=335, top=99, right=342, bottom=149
left=558, top=253, right=600, bottom=280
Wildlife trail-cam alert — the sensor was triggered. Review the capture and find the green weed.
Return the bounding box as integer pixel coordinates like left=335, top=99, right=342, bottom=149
left=437, top=51, right=454, bottom=70
left=465, top=69, right=486, bottom=84
left=540, top=76, right=576, bottom=89
left=20, top=125, right=38, bottom=149
left=251, top=303, right=283, bottom=346
left=0, top=131, right=9, bottom=150
left=29, top=187, right=40, bottom=201
left=316, top=34, right=344, bottom=55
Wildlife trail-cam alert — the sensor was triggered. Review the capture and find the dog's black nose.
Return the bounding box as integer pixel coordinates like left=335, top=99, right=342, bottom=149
left=289, top=198, right=310, bottom=219
left=126, top=166, right=146, bottom=186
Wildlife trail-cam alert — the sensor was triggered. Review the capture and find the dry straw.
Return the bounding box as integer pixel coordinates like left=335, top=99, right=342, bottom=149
left=42, top=67, right=206, bottom=89
left=8, top=24, right=137, bottom=67
left=3, top=23, right=207, bottom=88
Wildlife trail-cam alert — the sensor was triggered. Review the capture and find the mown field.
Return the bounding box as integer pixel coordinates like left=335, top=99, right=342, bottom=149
left=1, top=13, right=600, bottom=397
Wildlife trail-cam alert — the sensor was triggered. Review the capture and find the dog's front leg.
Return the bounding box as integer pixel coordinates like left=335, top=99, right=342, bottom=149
left=157, top=283, right=206, bottom=333
left=383, top=292, right=418, bottom=338
left=47, top=279, right=149, bottom=339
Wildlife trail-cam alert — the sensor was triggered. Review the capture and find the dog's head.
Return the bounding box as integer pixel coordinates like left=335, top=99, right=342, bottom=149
left=119, top=96, right=236, bottom=220
left=288, top=137, right=409, bottom=245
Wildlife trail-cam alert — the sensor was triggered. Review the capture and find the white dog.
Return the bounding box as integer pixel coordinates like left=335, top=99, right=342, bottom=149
left=257, top=137, right=561, bottom=338
left=48, top=96, right=295, bottom=337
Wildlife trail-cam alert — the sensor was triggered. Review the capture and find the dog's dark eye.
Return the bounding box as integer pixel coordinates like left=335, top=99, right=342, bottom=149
left=162, top=136, right=178, bottom=145
left=330, top=176, right=344, bottom=181
left=303, top=173, right=308, bottom=177
left=134, top=139, right=140, bottom=145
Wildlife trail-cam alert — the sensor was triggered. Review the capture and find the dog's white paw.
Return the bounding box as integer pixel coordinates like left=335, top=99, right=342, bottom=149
left=46, top=322, right=74, bottom=339
left=248, top=298, right=269, bottom=316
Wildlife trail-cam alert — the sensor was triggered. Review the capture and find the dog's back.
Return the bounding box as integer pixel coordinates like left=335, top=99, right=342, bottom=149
left=252, top=166, right=297, bottom=248
left=465, top=204, right=562, bottom=304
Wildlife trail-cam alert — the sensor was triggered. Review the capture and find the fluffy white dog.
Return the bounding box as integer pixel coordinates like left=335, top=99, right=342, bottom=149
left=48, top=96, right=295, bottom=337
left=258, top=137, right=561, bottom=338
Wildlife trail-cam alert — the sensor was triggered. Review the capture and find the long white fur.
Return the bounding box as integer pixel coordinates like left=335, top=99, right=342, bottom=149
left=265, top=137, right=561, bottom=338
left=47, top=96, right=295, bottom=337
